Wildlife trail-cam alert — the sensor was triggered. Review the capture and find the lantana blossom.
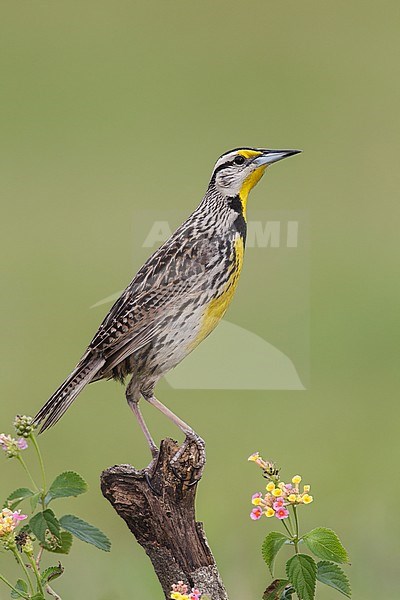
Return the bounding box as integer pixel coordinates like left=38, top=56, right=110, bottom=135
left=0, top=434, right=28, bottom=458
left=249, top=452, right=314, bottom=521
left=170, top=582, right=203, bottom=600
left=0, top=509, right=27, bottom=537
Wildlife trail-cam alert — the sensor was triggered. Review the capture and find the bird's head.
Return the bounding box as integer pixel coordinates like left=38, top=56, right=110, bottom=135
left=210, top=147, right=301, bottom=210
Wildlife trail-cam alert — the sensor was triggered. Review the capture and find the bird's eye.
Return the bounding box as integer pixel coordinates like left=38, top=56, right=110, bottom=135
left=234, top=155, right=245, bottom=165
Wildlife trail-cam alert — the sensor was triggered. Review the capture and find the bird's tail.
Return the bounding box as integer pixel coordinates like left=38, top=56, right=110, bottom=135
left=34, top=352, right=105, bottom=433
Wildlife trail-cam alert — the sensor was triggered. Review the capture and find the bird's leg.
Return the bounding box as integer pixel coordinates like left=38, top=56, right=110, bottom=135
left=126, top=380, right=159, bottom=459
left=127, top=398, right=159, bottom=459
left=143, top=394, right=205, bottom=481
left=126, top=393, right=161, bottom=494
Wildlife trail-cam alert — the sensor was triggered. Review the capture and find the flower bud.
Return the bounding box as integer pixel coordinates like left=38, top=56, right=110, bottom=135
left=13, top=415, right=36, bottom=438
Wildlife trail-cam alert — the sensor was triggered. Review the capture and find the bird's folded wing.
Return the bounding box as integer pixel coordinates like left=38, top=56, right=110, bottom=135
left=88, top=235, right=217, bottom=359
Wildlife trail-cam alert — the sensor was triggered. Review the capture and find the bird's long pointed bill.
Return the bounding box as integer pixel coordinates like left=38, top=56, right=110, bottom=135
left=253, top=149, right=302, bottom=167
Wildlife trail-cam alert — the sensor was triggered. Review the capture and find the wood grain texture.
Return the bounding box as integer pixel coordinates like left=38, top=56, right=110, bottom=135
left=100, top=438, right=229, bottom=600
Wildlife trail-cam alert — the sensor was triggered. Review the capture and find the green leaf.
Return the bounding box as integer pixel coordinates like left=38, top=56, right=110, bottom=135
left=317, top=561, right=351, bottom=597
left=4, top=488, right=34, bottom=510
left=29, top=492, right=41, bottom=512
left=42, top=530, right=73, bottom=554
left=59, top=515, right=111, bottom=552
left=10, top=579, right=28, bottom=599
left=286, top=554, right=317, bottom=600
left=29, top=509, right=60, bottom=544
left=263, top=579, right=293, bottom=600
left=41, top=563, right=64, bottom=585
left=45, top=471, right=88, bottom=503
left=262, top=532, right=289, bottom=575
left=30, top=595, right=46, bottom=600
left=302, top=528, right=349, bottom=564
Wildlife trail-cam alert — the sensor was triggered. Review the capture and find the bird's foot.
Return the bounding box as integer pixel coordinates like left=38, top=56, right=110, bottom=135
left=141, top=452, right=161, bottom=495
left=170, top=432, right=206, bottom=486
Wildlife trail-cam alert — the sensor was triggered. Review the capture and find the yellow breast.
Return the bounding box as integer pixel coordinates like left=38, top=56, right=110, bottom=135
left=190, top=236, right=244, bottom=350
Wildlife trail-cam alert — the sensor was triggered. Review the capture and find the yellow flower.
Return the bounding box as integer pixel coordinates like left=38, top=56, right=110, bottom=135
left=278, top=482, right=286, bottom=490
left=292, top=475, right=302, bottom=485
left=0, top=509, right=15, bottom=536
left=303, top=485, right=310, bottom=492
left=266, top=482, right=275, bottom=492
left=248, top=453, right=260, bottom=462
left=252, top=497, right=262, bottom=506
left=303, top=494, right=313, bottom=504
left=288, top=494, right=297, bottom=503
left=272, top=488, right=282, bottom=497
left=265, top=508, right=275, bottom=518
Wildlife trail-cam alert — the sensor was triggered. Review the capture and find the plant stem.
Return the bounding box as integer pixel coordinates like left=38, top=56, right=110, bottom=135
left=11, top=549, right=35, bottom=595
left=281, top=518, right=293, bottom=538
left=292, top=504, right=301, bottom=555
left=293, top=505, right=300, bottom=540
left=36, top=545, right=44, bottom=568
left=26, top=552, right=45, bottom=596
left=47, top=584, right=62, bottom=599
left=0, top=572, right=29, bottom=598
left=16, top=455, right=39, bottom=492
left=30, top=434, right=47, bottom=496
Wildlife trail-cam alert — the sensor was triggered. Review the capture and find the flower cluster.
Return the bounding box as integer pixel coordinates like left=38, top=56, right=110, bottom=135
left=13, top=415, right=36, bottom=438
left=170, top=581, right=202, bottom=600
left=0, top=433, right=28, bottom=458
left=0, top=509, right=27, bottom=538
left=249, top=452, right=313, bottom=521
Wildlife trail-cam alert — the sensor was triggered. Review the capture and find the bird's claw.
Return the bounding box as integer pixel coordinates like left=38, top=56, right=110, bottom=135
left=141, top=455, right=161, bottom=496
left=169, top=433, right=206, bottom=486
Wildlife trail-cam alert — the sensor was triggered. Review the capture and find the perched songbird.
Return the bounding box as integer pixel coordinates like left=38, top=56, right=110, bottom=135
left=34, top=147, right=300, bottom=467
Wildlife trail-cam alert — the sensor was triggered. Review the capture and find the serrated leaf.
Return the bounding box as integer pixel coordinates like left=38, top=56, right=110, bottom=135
left=10, top=579, right=28, bottom=599
left=4, top=488, right=34, bottom=510
left=317, top=561, right=351, bottom=597
left=263, top=579, right=293, bottom=600
left=45, top=471, right=88, bottom=503
left=262, top=532, right=289, bottom=575
left=286, top=554, right=317, bottom=600
left=41, top=563, right=64, bottom=585
left=59, top=515, right=111, bottom=552
left=302, top=528, right=349, bottom=564
left=42, top=530, right=73, bottom=554
left=29, top=509, right=60, bottom=543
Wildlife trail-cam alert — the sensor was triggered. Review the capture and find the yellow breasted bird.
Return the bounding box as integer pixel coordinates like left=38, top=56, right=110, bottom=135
left=34, top=147, right=300, bottom=468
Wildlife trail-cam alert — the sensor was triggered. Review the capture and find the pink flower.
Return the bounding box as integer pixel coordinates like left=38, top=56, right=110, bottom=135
left=0, top=434, right=11, bottom=450
left=250, top=507, right=263, bottom=520
left=273, top=498, right=286, bottom=510
left=275, top=507, right=289, bottom=520
left=0, top=434, right=28, bottom=457
left=172, top=582, right=188, bottom=594
left=252, top=492, right=262, bottom=501
left=12, top=511, right=27, bottom=523
left=189, top=589, right=201, bottom=600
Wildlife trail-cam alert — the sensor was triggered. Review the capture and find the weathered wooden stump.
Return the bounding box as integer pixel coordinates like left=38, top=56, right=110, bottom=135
left=101, top=438, right=229, bottom=600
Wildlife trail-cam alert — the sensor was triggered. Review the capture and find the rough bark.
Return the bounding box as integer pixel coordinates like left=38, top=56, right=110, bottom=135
left=100, top=438, right=229, bottom=600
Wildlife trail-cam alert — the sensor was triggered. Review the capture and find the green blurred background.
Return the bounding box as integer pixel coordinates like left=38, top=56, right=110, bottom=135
left=1, top=1, right=399, bottom=598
